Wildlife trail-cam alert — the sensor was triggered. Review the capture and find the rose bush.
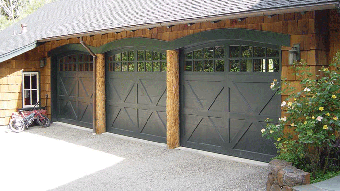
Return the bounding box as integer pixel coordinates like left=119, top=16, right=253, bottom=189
left=262, top=52, right=340, bottom=179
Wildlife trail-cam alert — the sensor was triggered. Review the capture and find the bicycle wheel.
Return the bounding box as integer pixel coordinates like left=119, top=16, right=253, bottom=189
left=36, top=114, right=50, bottom=127
left=8, top=118, right=26, bottom=133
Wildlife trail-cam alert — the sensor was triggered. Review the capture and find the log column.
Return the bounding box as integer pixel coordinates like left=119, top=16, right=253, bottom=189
left=166, top=50, right=180, bottom=149
left=95, top=54, right=106, bottom=134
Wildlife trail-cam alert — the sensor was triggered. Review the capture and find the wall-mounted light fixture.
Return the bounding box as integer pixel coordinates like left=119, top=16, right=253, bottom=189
left=40, top=58, right=46, bottom=68
left=289, top=44, right=300, bottom=65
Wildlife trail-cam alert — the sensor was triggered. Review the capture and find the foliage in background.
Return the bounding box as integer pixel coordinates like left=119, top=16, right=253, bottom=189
left=262, top=52, right=340, bottom=181
left=0, top=0, right=55, bottom=31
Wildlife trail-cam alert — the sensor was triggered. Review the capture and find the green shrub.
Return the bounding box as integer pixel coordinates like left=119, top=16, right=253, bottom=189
left=262, top=52, right=340, bottom=179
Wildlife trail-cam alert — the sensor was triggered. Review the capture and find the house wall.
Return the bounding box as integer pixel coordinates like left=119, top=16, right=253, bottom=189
left=0, top=9, right=334, bottom=126
left=0, top=47, right=51, bottom=125
left=329, top=9, right=340, bottom=64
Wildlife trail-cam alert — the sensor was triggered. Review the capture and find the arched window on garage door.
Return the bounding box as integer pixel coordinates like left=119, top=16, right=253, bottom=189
left=180, top=42, right=281, bottom=162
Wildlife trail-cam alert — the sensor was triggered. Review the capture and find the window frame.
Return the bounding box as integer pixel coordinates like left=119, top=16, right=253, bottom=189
left=22, top=71, right=40, bottom=108
left=106, top=49, right=167, bottom=73
left=182, top=41, right=281, bottom=74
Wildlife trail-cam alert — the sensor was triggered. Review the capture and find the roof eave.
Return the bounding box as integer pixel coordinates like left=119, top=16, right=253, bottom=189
left=0, top=41, right=39, bottom=63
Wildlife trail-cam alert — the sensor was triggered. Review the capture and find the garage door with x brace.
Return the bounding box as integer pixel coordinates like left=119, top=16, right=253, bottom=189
left=180, top=43, right=281, bottom=162
left=57, top=54, right=93, bottom=128
left=106, top=49, right=167, bottom=143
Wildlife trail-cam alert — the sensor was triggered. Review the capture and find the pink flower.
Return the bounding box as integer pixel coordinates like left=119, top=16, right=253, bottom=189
left=316, top=116, right=323, bottom=122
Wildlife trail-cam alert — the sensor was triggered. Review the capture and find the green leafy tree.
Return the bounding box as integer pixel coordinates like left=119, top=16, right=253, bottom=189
left=0, top=0, right=54, bottom=30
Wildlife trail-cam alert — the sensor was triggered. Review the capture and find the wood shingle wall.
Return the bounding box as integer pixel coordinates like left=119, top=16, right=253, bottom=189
left=0, top=9, right=337, bottom=126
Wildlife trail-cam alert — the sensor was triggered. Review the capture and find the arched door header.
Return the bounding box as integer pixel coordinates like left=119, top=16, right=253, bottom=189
left=48, top=28, right=290, bottom=57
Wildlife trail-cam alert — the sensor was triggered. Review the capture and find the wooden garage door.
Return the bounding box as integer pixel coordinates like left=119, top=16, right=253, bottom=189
left=57, top=54, right=94, bottom=128
left=106, top=50, right=167, bottom=143
left=180, top=44, right=281, bottom=162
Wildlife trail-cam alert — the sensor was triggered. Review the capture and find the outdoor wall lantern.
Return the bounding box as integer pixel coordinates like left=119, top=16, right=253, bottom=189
left=289, top=44, right=300, bottom=65
left=40, top=58, right=46, bottom=68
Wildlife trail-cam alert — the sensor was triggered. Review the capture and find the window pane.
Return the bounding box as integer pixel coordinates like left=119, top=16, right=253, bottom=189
left=79, top=63, right=83, bottom=71
left=203, top=48, right=214, bottom=59
left=240, top=60, right=252, bottom=72
left=268, top=59, right=280, bottom=72
left=122, top=52, right=128, bottom=61
left=241, top=46, right=253, bottom=58
left=138, top=62, right=145, bottom=72
left=254, top=47, right=266, bottom=57
left=32, top=90, right=38, bottom=105
left=215, top=46, right=224, bottom=58
left=161, top=62, right=167, bottom=72
left=146, top=62, right=152, bottom=72
left=59, top=64, right=64, bottom=71
left=229, top=46, right=240, bottom=58
left=128, top=51, right=134, bottom=61
left=204, top=60, right=214, bottom=72
left=186, top=52, right=193, bottom=59
left=31, top=74, right=37, bottom=89
left=146, top=51, right=152, bottom=61
left=115, top=53, right=121, bottom=61
left=79, top=55, right=84, bottom=62
left=108, top=56, right=113, bottom=62
left=230, top=60, right=240, bottom=72
left=128, top=62, right=134, bottom=72
left=24, top=75, right=30, bottom=89
left=122, top=63, right=128, bottom=71
left=267, top=48, right=279, bottom=57
left=153, top=52, right=160, bottom=60
left=194, top=61, right=204, bottom=72
left=137, top=51, right=144, bottom=61
left=215, top=60, right=224, bottom=72
left=114, top=63, right=121, bottom=71
left=194, top=49, right=203, bottom=59
left=24, top=90, right=31, bottom=106
left=89, top=63, right=93, bottom=71
left=254, top=59, right=266, bottom=72
left=161, top=53, right=166, bottom=60
left=84, top=63, right=89, bottom=71
left=185, top=61, right=192, bottom=71
left=153, top=62, right=160, bottom=72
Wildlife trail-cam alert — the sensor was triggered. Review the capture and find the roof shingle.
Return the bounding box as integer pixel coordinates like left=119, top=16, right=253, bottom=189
left=0, top=0, right=338, bottom=62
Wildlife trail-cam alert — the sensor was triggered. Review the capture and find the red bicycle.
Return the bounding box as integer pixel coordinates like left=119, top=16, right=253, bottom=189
left=8, top=102, right=50, bottom=133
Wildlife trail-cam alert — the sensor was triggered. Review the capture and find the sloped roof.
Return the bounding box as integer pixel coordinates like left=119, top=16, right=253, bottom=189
left=0, top=0, right=338, bottom=62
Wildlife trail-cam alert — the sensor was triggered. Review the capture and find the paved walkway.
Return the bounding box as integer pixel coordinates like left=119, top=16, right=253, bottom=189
left=0, top=122, right=269, bottom=191
left=294, top=175, right=340, bottom=191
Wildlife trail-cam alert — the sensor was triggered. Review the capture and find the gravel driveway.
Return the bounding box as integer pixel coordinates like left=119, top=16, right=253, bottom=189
left=0, top=122, right=269, bottom=191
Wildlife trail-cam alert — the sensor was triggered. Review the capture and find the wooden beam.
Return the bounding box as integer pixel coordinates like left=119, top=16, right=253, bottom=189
left=95, top=54, right=106, bottom=134
left=166, top=50, right=180, bottom=149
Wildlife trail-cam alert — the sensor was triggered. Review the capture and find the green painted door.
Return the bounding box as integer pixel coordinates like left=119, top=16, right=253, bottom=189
left=106, top=50, right=167, bottom=143
left=57, top=54, right=93, bottom=128
left=180, top=44, right=281, bottom=162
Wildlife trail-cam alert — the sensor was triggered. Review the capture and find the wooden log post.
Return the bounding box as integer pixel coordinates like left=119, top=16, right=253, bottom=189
left=95, top=54, right=106, bottom=134
left=166, top=50, right=180, bottom=149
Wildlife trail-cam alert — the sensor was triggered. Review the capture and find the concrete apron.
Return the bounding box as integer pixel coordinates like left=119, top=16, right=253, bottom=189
left=0, top=122, right=269, bottom=191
